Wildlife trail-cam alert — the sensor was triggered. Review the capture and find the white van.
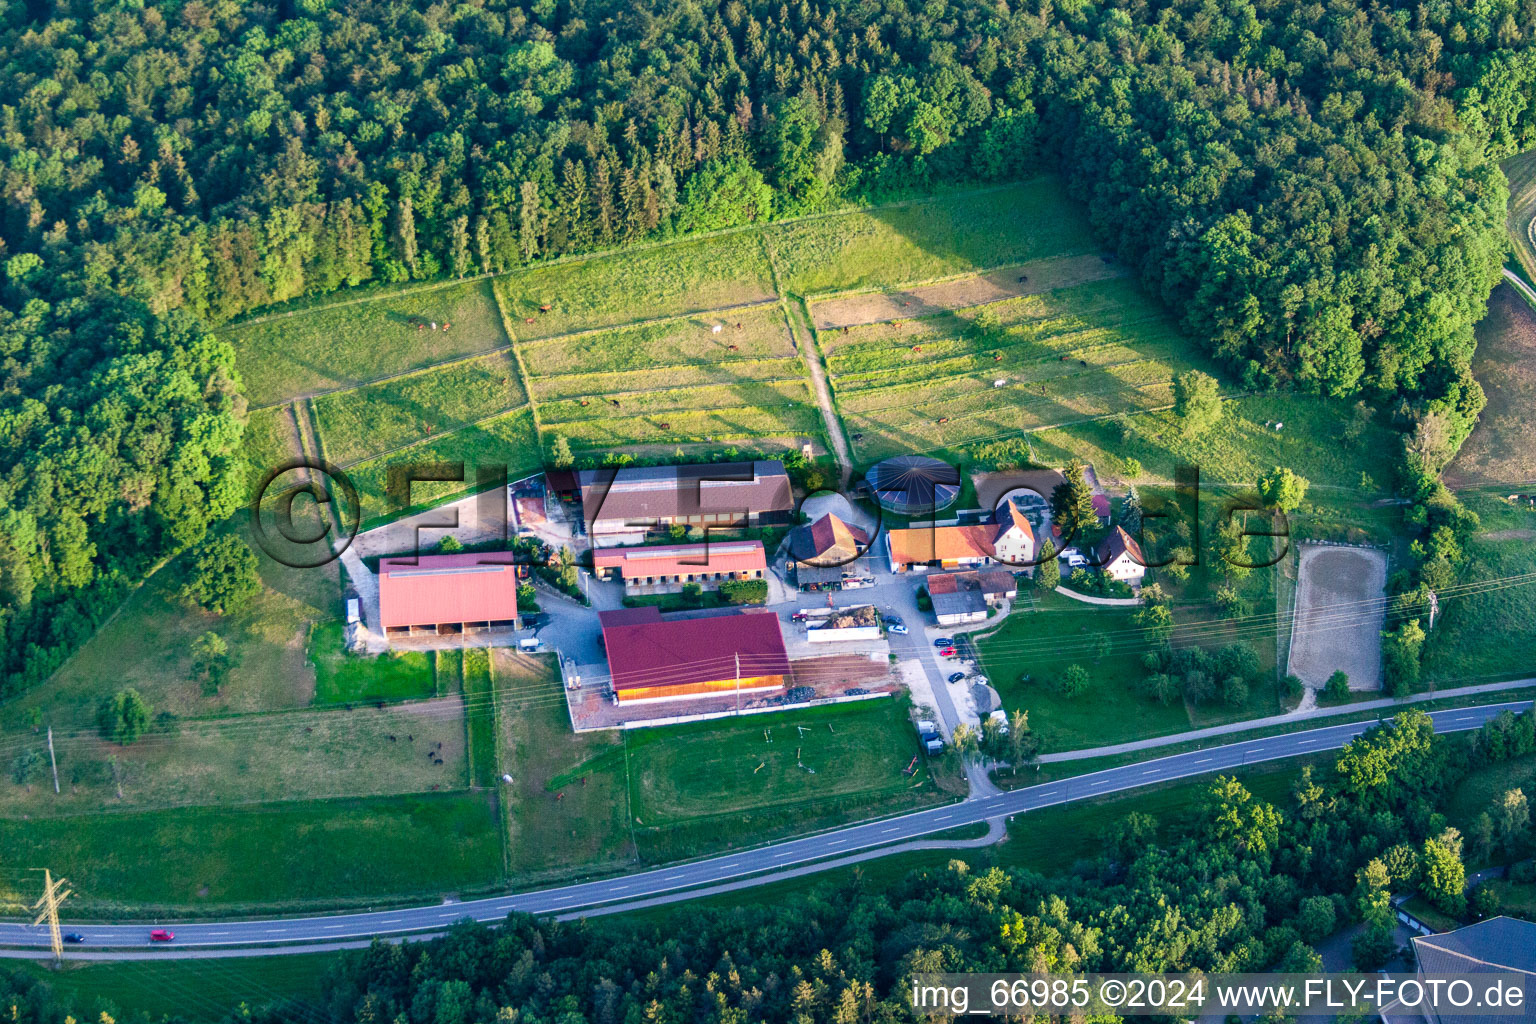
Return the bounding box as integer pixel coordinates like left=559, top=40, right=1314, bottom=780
left=517, top=637, right=545, bottom=653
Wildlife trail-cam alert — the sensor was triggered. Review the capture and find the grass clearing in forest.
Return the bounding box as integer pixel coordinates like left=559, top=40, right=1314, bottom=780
left=1445, top=284, right=1536, bottom=490
left=764, top=178, right=1097, bottom=296
left=227, top=278, right=510, bottom=407
left=494, top=232, right=776, bottom=339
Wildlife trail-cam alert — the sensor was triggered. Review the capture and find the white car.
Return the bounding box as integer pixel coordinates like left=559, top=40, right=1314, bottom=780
left=1059, top=547, right=1088, bottom=568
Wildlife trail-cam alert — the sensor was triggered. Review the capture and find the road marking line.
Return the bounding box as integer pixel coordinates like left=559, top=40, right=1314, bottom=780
left=1142, top=769, right=1158, bottom=775
left=380, top=919, right=403, bottom=924
left=665, top=874, right=686, bottom=881
left=607, top=885, right=627, bottom=892
left=881, top=827, right=900, bottom=834
left=1091, top=779, right=1110, bottom=787
left=774, top=851, right=794, bottom=859
left=936, top=815, right=953, bottom=821
left=1194, top=758, right=1211, bottom=764
left=321, top=925, right=343, bottom=930
left=1246, top=750, right=1262, bottom=755
left=1456, top=716, right=1475, bottom=721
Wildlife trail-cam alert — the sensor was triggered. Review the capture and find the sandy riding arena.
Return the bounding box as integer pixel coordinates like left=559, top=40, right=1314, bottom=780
left=1286, top=544, right=1389, bottom=691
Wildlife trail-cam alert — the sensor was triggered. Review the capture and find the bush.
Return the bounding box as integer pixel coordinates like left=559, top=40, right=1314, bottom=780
left=10, top=749, right=45, bottom=786
left=1324, top=670, right=1350, bottom=703
left=916, top=587, right=932, bottom=612
left=97, top=687, right=152, bottom=745
left=720, top=579, right=768, bottom=605
left=1058, top=664, right=1090, bottom=698
left=181, top=533, right=262, bottom=615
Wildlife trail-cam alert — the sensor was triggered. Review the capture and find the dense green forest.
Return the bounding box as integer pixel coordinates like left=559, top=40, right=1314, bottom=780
left=4, top=709, right=1533, bottom=1023
left=2, top=0, right=1534, bottom=692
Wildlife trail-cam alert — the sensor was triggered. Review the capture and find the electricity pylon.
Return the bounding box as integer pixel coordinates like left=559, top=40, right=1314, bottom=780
left=31, top=869, right=71, bottom=963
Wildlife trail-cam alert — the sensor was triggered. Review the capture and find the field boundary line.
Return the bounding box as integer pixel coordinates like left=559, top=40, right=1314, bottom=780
left=336, top=402, right=534, bottom=471
left=798, top=248, right=1108, bottom=305
left=488, top=281, right=545, bottom=455
left=826, top=310, right=1175, bottom=373
left=249, top=295, right=784, bottom=413
left=535, top=375, right=812, bottom=404
left=1501, top=266, right=1536, bottom=311
left=834, top=354, right=1179, bottom=404
left=252, top=344, right=520, bottom=412
left=1036, top=682, right=1536, bottom=763
left=221, top=183, right=1025, bottom=332
left=513, top=297, right=783, bottom=348
left=760, top=229, right=853, bottom=480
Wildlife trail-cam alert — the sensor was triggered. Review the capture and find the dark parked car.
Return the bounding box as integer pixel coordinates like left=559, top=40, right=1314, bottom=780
left=947, top=672, right=966, bottom=684
left=933, top=637, right=954, bottom=648
left=62, top=933, right=85, bottom=944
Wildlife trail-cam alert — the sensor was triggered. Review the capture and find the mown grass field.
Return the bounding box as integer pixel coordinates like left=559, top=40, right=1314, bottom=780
left=492, top=650, right=638, bottom=883
left=0, top=695, right=467, bottom=815
left=622, top=698, right=961, bottom=862
left=0, top=792, right=501, bottom=911
left=310, top=622, right=436, bottom=705
left=311, top=349, right=527, bottom=466
left=1424, top=494, right=1536, bottom=686
left=765, top=179, right=1097, bottom=296
left=463, top=648, right=498, bottom=788
left=228, top=278, right=510, bottom=407
left=1503, top=149, right=1536, bottom=281
left=345, top=405, right=540, bottom=524
left=17, top=953, right=339, bottom=1022
left=818, top=277, right=1219, bottom=461
left=494, top=231, right=776, bottom=339
left=18, top=951, right=336, bottom=1024
left=979, top=591, right=1285, bottom=753
left=525, top=304, right=822, bottom=454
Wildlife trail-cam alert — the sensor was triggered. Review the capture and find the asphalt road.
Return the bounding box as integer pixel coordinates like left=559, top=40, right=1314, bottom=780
left=2, top=699, right=1526, bottom=954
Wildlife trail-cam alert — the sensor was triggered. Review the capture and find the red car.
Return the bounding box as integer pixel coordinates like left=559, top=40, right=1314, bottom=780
left=149, top=929, right=174, bottom=942
left=939, top=647, right=957, bottom=657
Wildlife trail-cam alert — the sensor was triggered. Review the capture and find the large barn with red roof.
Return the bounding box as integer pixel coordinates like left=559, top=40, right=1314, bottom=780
left=597, top=607, right=789, bottom=704
left=378, top=553, right=520, bottom=637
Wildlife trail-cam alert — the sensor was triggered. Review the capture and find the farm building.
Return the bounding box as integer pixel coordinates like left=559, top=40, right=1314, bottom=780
left=592, top=540, right=766, bottom=594
left=866, top=454, right=961, bottom=514
left=927, top=570, right=1018, bottom=626
left=598, top=607, right=790, bottom=704
left=576, top=461, right=793, bottom=547
left=886, top=508, right=1035, bottom=574
left=378, top=554, right=519, bottom=637
left=787, top=512, right=869, bottom=567
left=1096, top=526, right=1147, bottom=584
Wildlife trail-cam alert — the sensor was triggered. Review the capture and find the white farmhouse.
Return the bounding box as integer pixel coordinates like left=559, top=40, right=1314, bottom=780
left=991, top=500, right=1035, bottom=566
left=1096, top=525, right=1147, bottom=584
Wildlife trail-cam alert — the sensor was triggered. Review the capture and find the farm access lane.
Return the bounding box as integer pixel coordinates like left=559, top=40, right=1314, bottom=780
left=1, top=699, right=1527, bottom=957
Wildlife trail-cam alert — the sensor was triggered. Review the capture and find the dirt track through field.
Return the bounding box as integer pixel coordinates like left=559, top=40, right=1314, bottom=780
left=809, top=253, right=1125, bottom=330
left=1286, top=545, right=1388, bottom=691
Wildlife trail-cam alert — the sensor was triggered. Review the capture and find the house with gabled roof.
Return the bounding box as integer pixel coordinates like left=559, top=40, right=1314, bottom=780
left=1096, top=525, right=1146, bottom=583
